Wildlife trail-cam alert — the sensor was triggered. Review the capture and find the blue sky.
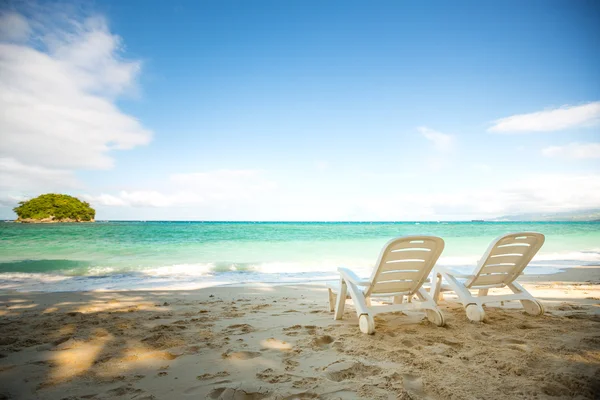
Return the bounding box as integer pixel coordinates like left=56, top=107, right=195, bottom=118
left=0, top=0, right=599, bottom=220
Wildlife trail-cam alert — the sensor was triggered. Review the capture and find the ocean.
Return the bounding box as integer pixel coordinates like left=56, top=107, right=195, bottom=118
left=0, top=221, right=598, bottom=292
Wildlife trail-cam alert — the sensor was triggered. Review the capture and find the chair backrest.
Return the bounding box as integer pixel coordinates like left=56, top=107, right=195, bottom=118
left=365, top=236, right=445, bottom=297
left=465, top=232, right=545, bottom=288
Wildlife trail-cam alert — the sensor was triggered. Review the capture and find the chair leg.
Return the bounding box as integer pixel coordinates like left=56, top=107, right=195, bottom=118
left=507, top=282, right=544, bottom=316
left=442, top=272, right=485, bottom=322
left=433, top=272, right=443, bottom=304
left=334, top=279, right=347, bottom=320
left=344, top=280, right=375, bottom=334
left=328, top=288, right=336, bottom=312
left=415, top=288, right=445, bottom=326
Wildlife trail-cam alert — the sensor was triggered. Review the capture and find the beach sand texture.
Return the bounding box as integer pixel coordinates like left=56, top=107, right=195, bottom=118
left=0, top=268, right=599, bottom=400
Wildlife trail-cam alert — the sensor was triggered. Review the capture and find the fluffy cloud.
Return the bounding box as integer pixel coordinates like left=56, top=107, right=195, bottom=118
left=86, top=170, right=276, bottom=208
left=418, top=126, right=454, bottom=152
left=84, top=191, right=194, bottom=208
left=489, top=102, right=600, bottom=133
left=348, top=174, right=600, bottom=220
left=0, top=12, right=30, bottom=41
left=0, top=157, right=79, bottom=191
left=81, top=169, right=600, bottom=221
left=0, top=10, right=151, bottom=185
left=542, top=142, right=600, bottom=159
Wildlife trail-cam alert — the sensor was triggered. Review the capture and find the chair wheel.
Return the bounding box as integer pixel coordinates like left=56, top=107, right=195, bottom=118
left=426, top=309, right=445, bottom=326
left=359, top=314, right=375, bottom=334
left=466, top=304, right=485, bottom=322
left=522, top=299, right=544, bottom=316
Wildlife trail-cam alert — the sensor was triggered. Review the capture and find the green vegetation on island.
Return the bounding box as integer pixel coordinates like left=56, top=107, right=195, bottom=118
left=13, top=194, right=95, bottom=223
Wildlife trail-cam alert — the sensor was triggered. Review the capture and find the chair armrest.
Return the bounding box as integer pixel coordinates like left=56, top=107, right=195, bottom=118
left=337, top=267, right=370, bottom=286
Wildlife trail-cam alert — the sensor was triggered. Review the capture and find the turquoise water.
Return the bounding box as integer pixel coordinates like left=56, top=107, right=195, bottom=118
left=0, top=221, right=599, bottom=291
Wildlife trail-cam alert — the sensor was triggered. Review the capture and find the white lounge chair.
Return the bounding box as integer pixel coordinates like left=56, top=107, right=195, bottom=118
left=328, top=235, right=446, bottom=334
left=432, top=232, right=545, bottom=322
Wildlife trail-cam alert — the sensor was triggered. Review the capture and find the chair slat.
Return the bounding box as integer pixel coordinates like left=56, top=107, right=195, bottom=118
left=380, top=260, right=426, bottom=273
left=371, top=280, right=414, bottom=294
left=379, top=270, right=422, bottom=281
left=470, top=273, right=509, bottom=286
left=481, top=265, right=515, bottom=274
left=497, top=235, right=540, bottom=246
left=385, top=249, right=432, bottom=260
left=388, top=240, right=439, bottom=252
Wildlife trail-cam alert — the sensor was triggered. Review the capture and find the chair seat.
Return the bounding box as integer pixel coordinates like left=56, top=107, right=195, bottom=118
left=330, top=278, right=431, bottom=294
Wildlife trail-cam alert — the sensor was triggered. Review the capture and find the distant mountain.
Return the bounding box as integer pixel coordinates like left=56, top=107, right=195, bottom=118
left=493, top=208, right=600, bottom=222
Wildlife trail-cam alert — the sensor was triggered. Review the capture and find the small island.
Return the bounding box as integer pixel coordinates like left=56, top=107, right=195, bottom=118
left=13, top=193, right=95, bottom=223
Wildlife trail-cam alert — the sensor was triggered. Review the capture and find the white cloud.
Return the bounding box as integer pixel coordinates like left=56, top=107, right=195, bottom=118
left=489, top=102, right=600, bottom=133
left=78, top=168, right=600, bottom=221
left=418, top=126, right=454, bottom=152
left=0, top=11, right=151, bottom=176
left=0, top=193, right=28, bottom=208
left=86, top=191, right=192, bottom=208
left=0, top=12, right=31, bottom=42
left=347, top=174, right=600, bottom=220
left=0, top=157, right=79, bottom=191
left=85, top=170, right=276, bottom=208
left=542, top=142, right=600, bottom=159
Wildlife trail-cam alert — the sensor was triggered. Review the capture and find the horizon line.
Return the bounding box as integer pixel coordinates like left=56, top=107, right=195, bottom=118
left=4, top=219, right=598, bottom=223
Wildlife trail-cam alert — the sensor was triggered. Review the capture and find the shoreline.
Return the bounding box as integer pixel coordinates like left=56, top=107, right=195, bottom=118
left=1, top=264, right=598, bottom=294
left=0, top=267, right=599, bottom=399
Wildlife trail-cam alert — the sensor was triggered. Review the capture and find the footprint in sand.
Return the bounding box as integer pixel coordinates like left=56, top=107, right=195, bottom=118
left=516, top=323, right=539, bottom=329
left=183, top=380, right=232, bottom=395
left=324, top=361, right=381, bottom=382
left=303, top=325, right=317, bottom=334
left=256, top=368, right=292, bottom=383
left=283, top=358, right=299, bottom=371
left=208, top=386, right=269, bottom=400
left=292, top=377, right=319, bottom=389
left=504, top=338, right=526, bottom=345
left=105, top=385, right=146, bottom=397
left=224, top=311, right=246, bottom=318
left=141, top=332, right=186, bottom=350
left=197, top=371, right=230, bottom=380
left=424, top=343, right=455, bottom=356
left=402, top=374, right=427, bottom=397
left=310, top=335, right=334, bottom=349
left=223, top=324, right=255, bottom=335
left=283, top=325, right=302, bottom=336
left=250, top=304, right=271, bottom=311
left=221, top=351, right=261, bottom=360
left=281, top=392, right=320, bottom=399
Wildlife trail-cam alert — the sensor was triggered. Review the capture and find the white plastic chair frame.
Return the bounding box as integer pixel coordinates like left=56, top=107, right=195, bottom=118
left=433, top=232, right=545, bottom=322
left=328, top=235, right=446, bottom=334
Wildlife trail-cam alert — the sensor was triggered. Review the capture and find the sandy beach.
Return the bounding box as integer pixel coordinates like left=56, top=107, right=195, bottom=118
left=0, top=267, right=599, bottom=400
